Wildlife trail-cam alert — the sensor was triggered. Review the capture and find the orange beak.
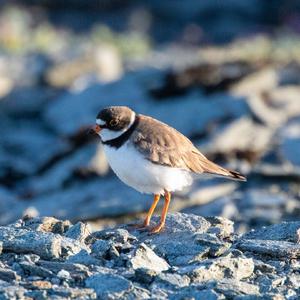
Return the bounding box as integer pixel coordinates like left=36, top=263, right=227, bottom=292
left=89, top=124, right=101, bottom=134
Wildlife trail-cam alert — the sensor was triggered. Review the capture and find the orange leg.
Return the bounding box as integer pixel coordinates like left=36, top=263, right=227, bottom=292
left=150, top=190, right=171, bottom=234
left=143, top=194, right=160, bottom=227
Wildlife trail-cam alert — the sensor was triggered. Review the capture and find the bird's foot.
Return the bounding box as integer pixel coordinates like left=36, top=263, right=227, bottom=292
left=149, top=222, right=165, bottom=234
left=127, top=220, right=149, bottom=231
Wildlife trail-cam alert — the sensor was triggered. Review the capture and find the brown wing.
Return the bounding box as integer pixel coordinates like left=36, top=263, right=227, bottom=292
left=130, top=115, right=246, bottom=181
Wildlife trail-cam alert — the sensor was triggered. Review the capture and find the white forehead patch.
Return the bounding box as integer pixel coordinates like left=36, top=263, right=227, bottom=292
left=96, top=119, right=106, bottom=126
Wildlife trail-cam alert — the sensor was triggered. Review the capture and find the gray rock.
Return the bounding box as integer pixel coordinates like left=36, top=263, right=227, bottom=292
left=0, top=285, right=27, bottom=300
left=0, top=226, right=62, bottom=259
left=49, top=286, right=96, bottom=299
left=242, top=221, right=300, bottom=243
left=0, top=219, right=87, bottom=260
left=194, top=233, right=231, bottom=257
left=206, top=216, right=234, bottom=239
left=203, top=116, right=273, bottom=160
left=91, top=240, right=111, bottom=259
left=64, top=222, right=91, bottom=243
left=93, top=228, right=135, bottom=244
left=24, top=216, right=71, bottom=234
left=17, top=178, right=149, bottom=222
left=179, top=254, right=254, bottom=282
left=85, top=274, right=133, bottom=299
left=152, top=272, right=190, bottom=289
left=67, top=250, right=102, bottom=266
left=0, top=122, right=69, bottom=176
left=132, top=213, right=212, bottom=266
left=134, top=268, right=159, bottom=284
left=128, top=243, right=169, bottom=273
left=211, top=278, right=260, bottom=298
left=22, top=143, right=99, bottom=196
left=170, top=288, right=224, bottom=300
left=37, top=261, right=90, bottom=277
left=0, top=268, right=20, bottom=282
left=279, top=119, right=300, bottom=167
left=19, top=261, right=54, bottom=278
left=237, top=239, right=300, bottom=258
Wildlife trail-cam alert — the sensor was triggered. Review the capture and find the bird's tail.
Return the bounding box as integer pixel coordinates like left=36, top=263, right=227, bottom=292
left=201, top=159, right=247, bottom=182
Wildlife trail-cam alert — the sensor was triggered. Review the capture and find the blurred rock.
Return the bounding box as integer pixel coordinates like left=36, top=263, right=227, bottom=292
left=278, top=118, right=300, bottom=167
left=0, top=122, right=70, bottom=177
left=204, top=117, right=273, bottom=162
left=150, top=61, right=255, bottom=98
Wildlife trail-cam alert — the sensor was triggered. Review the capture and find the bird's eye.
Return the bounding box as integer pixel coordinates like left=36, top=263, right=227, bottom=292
left=109, top=119, right=118, bottom=126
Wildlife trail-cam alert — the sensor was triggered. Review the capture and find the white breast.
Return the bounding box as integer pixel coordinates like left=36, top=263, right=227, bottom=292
left=103, top=142, right=193, bottom=195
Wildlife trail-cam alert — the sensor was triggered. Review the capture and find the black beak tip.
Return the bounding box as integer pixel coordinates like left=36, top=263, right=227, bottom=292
left=87, top=128, right=95, bottom=135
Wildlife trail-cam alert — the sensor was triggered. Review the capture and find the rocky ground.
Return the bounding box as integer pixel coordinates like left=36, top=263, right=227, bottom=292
left=1, top=2, right=300, bottom=298
left=0, top=213, right=300, bottom=299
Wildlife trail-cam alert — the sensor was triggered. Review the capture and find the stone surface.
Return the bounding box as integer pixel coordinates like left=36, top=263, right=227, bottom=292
left=0, top=213, right=298, bottom=299
left=128, top=243, right=170, bottom=272
left=85, top=274, right=133, bottom=299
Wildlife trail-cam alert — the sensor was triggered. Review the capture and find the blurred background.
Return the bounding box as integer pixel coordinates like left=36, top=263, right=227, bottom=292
left=0, top=0, right=300, bottom=233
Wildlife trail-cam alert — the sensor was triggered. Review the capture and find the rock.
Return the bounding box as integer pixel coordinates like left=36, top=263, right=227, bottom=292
left=237, top=239, right=300, bottom=259
left=204, top=116, right=273, bottom=162
left=49, top=286, right=97, bottom=299
left=242, top=221, right=300, bottom=243
left=38, top=260, right=90, bottom=279
left=0, top=285, right=27, bottom=300
left=231, top=67, right=277, bottom=97
left=93, top=228, right=135, bottom=244
left=67, top=250, right=102, bottom=266
left=85, top=274, right=133, bottom=299
left=23, top=216, right=71, bottom=234
left=64, top=222, right=91, bottom=243
left=170, top=288, right=224, bottom=300
left=194, top=233, right=231, bottom=257
left=22, top=143, right=100, bottom=196
left=179, top=254, right=254, bottom=282
left=134, top=268, right=159, bottom=284
left=211, top=278, right=260, bottom=298
left=19, top=261, right=54, bottom=278
left=0, top=226, right=62, bottom=259
left=0, top=122, right=69, bottom=176
left=90, top=240, right=111, bottom=259
left=128, top=243, right=170, bottom=272
left=152, top=272, right=190, bottom=289
left=15, top=178, right=149, bottom=222
left=245, top=87, right=300, bottom=129
left=130, top=213, right=212, bottom=266
left=25, top=280, right=52, bottom=290
left=0, top=222, right=87, bottom=260
left=0, top=268, right=20, bottom=281
left=278, top=119, right=300, bottom=167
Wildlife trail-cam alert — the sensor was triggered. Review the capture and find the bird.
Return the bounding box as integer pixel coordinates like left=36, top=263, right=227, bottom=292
left=90, top=106, right=246, bottom=233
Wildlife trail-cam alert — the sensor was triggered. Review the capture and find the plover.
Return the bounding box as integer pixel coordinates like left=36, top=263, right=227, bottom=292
left=90, top=106, right=246, bottom=233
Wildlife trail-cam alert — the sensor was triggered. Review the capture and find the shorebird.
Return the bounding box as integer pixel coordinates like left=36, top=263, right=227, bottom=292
left=90, top=106, right=246, bottom=233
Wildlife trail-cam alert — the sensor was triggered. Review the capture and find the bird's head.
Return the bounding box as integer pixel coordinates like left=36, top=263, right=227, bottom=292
left=90, top=106, right=136, bottom=141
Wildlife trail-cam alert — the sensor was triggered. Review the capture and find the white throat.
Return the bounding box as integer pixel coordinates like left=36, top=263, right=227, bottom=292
left=98, top=112, right=136, bottom=142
